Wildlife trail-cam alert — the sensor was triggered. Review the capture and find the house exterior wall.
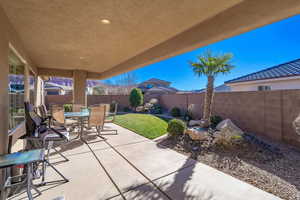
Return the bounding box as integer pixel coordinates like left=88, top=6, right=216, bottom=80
left=228, top=77, right=300, bottom=91
left=0, top=6, right=9, bottom=158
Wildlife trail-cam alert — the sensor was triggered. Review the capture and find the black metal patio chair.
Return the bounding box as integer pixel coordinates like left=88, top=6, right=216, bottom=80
left=24, top=102, right=69, bottom=185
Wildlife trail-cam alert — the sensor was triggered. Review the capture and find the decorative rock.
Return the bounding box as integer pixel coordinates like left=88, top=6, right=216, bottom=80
left=216, top=119, right=243, bottom=136
left=293, top=114, right=300, bottom=136
left=198, top=119, right=209, bottom=128
left=189, top=120, right=201, bottom=126
left=136, top=106, right=144, bottom=112
left=186, top=128, right=209, bottom=141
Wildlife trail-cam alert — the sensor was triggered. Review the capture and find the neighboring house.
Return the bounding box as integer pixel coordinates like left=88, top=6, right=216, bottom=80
left=8, top=75, right=34, bottom=93
left=225, top=59, right=300, bottom=91
left=46, top=77, right=104, bottom=95
left=44, top=82, right=66, bottom=95
left=137, top=78, right=177, bottom=99
left=138, top=78, right=177, bottom=94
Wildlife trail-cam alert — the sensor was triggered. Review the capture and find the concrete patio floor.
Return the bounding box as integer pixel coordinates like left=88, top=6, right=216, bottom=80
left=11, top=123, right=281, bottom=200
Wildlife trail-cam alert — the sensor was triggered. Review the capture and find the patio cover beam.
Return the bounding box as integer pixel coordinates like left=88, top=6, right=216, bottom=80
left=37, top=67, right=102, bottom=80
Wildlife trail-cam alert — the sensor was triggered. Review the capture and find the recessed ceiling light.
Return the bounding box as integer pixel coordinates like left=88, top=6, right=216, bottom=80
left=100, top=19, right=111, bottom=24
left=79, top=57, right=85, bottom=60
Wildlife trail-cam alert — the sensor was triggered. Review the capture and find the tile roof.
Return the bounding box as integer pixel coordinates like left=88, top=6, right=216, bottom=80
left=144, top=78, right=171, bottom=84
left=225, top=59, right=300, bottom=84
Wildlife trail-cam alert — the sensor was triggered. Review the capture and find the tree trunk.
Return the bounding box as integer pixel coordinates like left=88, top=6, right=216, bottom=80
left=203, top=75, right=214, bottom=127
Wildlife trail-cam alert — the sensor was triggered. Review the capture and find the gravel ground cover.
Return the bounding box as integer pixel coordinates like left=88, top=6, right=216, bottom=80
left=158, top=136, right=300, bottom=200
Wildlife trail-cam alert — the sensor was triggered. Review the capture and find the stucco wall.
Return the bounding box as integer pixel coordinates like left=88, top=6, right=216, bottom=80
left=228, top=78, right=300, bottom=91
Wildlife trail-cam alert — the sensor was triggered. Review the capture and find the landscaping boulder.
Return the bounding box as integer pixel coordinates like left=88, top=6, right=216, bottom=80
left=136, top=106, right=144, bottom=112
left=293, top=114, right=300, bottom=136
left=189, top=120, right=201, bottom=126
left=216, top=119, right=243, bottom=136
left=186, top=128, right=209, bottom=141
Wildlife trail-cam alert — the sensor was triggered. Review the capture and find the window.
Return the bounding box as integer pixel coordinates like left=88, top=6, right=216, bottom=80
left=8, top=51, right=25, bottom=131
left=258, top=85, right=271, bottom=91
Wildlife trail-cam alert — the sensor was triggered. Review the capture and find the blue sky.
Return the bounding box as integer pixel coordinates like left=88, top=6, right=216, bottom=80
left=106, top=14, right=300, bottom=91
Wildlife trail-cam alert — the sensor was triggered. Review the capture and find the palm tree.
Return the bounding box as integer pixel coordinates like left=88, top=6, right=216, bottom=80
left=189, top=50, right=234, bottom=127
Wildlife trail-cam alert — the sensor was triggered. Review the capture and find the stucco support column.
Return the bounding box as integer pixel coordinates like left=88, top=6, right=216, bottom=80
left=0, top=17, right=9, bottom=195
left=73, top=70, right=87, bottom=106
left=34, top=76, right=43, bottom=107
left=24, top=65, right=30, bottom=102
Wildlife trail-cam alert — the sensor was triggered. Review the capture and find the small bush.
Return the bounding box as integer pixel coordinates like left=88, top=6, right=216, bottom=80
left=150, top=104, right=162, bottom=114
left=123, top=107, right=131, bottom=112
left=170, top=107, right=181, bottom=117
left=129, top=88, right=143, bottom=110
left=64, top=104, right=72, bottom=112
left=167, top=119, right=186, bottom=137
left=210, top=115, right=223, bottom=128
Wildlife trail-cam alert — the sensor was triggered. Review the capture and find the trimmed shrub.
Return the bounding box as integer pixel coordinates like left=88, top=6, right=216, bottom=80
left=129, top=88, right=143, bottom=110
left=170, top=107, right=181, bottom=117
left=167, top=119, right=186, bottom=137
left=210, top=115, right=223, bottom=128
left=64, top=104, right=72, bottom=112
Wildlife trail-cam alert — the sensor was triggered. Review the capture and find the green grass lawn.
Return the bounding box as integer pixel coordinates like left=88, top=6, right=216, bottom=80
left=114, top=113, right=168, bottom=139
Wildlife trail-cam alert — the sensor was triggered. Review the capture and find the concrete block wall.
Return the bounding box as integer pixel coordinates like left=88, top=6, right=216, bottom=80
left=45, top=95, right=130, bottom=109
left=160, top=90, right=300, bottom=148
left=44, top=90, right=300, bottom=147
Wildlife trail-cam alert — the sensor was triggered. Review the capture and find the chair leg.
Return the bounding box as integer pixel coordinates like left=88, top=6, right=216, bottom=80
left=96, top=126, right=106, bottom=140
left=26, top=163, right=42, bottom=200
left=101, top=129, right=118, bottom=135
left=45, top=160, right=69, bottom=183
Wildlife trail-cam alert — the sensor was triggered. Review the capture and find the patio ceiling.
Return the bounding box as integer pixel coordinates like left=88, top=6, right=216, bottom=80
left=1, top=0, right=300, bottom=79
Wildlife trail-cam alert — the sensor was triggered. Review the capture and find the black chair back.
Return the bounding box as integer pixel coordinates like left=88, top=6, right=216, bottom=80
left=24, top=102, right=43, bottom=138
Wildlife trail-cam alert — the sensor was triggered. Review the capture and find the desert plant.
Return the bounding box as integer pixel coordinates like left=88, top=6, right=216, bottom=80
left=123, top=107, right=131, bottom=112
left=63, top=104, right=72, bottom=112
left=210, top=115, right=223, bottom=128
left=170, top=107, right=181, bottom=117
left=189, top=50, right=234, bottom=127
left=150, top=104, right=162, bottom=114
left=129, top=88, right=143, bottom=111
left=167, top=119, right=186, bottom=137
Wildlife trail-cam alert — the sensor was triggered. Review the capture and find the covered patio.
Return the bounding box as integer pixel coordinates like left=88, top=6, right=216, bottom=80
left=10, top=123, right=279, bottom=200
left=1, top=0, right=300, bottom=199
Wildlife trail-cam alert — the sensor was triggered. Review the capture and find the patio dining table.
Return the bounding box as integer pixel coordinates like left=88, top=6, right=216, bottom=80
left=64, top=110, right=89, bottom=141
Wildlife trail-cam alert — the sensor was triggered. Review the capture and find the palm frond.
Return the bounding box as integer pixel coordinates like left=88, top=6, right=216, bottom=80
left=189, top=50, right=235, bottom=77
